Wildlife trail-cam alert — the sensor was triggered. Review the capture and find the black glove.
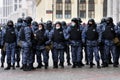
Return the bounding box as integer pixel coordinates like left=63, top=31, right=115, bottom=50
left=98, top=42, right=104, bottom=46
left=82, top=42, right=86, bottom=47
left=0, top=45, right=3, bottom=48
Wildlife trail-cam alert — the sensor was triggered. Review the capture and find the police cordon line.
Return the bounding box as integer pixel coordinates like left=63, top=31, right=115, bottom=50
left=0, top=16, right=120, bottom=71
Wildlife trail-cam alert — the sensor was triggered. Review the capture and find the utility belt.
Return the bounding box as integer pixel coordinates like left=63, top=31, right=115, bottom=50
left=70, top=40, right=81, bottom=47
left=36, top=45, right=45, bottom=50
left=104, top=40, right=115, bottom=46
left=53, top=42, right=65, bottom=49
left=86, top=40, right=98, bottom=47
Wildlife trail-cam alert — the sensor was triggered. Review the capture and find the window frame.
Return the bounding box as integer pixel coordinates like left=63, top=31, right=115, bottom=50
left=88, top=0, right=95, bottom=18
left=65, top=0, right=71, bottom=19
left=56, top=0, right=63, bottom=19
left=79, top=0, right=86, bottom=18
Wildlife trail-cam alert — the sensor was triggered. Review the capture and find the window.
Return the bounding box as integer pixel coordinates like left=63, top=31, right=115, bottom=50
left=19, top=5, right=21, bottom=8
left=14, top=0, right=17, bottom=3
left=103, top=0, right=107, bottom=17
left=88, top=0, right=95, bottom=18
left=14, top=4, right=17, bottom=11
left=19, top=0, right=22, bottom=3
left=79, top=0, right=86, bottom=18
left=56, top=0, right=63, bottom=19
left=65, top=0, right=71, bottom=19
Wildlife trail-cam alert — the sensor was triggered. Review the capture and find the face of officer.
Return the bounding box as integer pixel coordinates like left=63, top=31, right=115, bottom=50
left=71, top=21, right=76, bottom=27
left=8, top=22, right=13, bottom=27
left=106, top=20, right=110, bottom=24
left=55, top=24, right=61, bottom=29
left=38, top=24, right=43, bottom=30
left=88, top=21, right=93, bottom=26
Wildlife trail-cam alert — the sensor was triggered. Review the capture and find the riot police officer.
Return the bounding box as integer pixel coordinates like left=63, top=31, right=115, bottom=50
left=45, top=20, right=53, bottom=66
left=114, top=22, right=120, bottom=67
left=61, top=21, right=71, bottom=66
left=30, top=21, right=39, bottom=70
left=15, top=18, right=23, bottom=68
left=35, top=23, right=49, bottom=69
left=101, top=17, right=118, bottom=67
left=98, top=18, right=106, bottom=65
left=77, top=18, right=85, bottom=66
left=66, top=18, right=83, bottom=68
left=0, top=25, right=5, bottom=68
left=19, top=16, right=33, bottom=71
left=82, top=19, right=101, bottom=68
left=50, top=22, right=68, bottom=68
left=3, top=20, right=17, bottom=70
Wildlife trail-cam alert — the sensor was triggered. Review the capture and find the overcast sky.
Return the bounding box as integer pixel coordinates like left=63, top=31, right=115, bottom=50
left=0, top=0, right=3, bottom=7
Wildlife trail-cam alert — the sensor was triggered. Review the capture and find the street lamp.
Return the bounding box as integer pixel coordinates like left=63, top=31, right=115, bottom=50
left=77, top=0, right=79, bottom=18
left=52, top=0, right=54, bottom=22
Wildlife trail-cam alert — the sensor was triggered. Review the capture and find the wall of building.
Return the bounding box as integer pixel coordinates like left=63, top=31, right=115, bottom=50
left=36, top=0, right=46, bottom=22
left=36, top=0, right=104, bottom=23
left=1, top=0, right=36, bottom=23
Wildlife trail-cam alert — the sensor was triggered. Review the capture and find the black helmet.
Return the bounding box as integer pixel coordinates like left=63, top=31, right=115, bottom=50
left=7, top=20, right=14, bottom=27
left=71, top=18, right=78, bottom=24
left=47, top=20, right=52, bottom=25
left=55, top=21, right=62, bottom=27
left=77, top=18, right=82, bottom=23
left=17, top=18, right=23, bottom=23
left=61, top=21, right=67, bottom=26
left=88, top=19, right=96, bottom=26
left=24, top=16, right=33, bottom=24
left=100, top=18, right=106, bottom=24
left=88, top=19, right=95, bottom=23
left=106, top=17, right=113, bottom=23
left=32, top=21, right=38, bottom=26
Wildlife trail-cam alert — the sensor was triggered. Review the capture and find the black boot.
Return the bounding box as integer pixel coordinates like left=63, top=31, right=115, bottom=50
left=53, top=62, right=58, bottom=69
left=67, top=60, right=72, bottom=66
left=113, top=62, right=118, bottom=68
left=45, top=62, right=48, bottom=69
left=90, top=62, right=93, bottom=68
left=12, top=63, right=15, bottom=70
left=27, top=65, right=32, bottom=71
left=16, top=62, right=20, bottom=68
left=97, top=61, right=101, bottom=69
left=102, top=62, right=108, bottom=68
left=72, top=62, right=76, bottom=68
left=77, top=62, right=82, bottom=68
left=23, top=64, right=27, bottom=71
left=80, top=61, right=84, bottom=67
left=1, top=63, right=4, bottom=68
left=4, top=63, right=11, bottom=70
left=30, top=64, right=36, bottom=70
left=53, top=62, right=56, bottom=68
left=60, top=62, right=64, bottom=68
left=36, top=63, right=41, bottom=69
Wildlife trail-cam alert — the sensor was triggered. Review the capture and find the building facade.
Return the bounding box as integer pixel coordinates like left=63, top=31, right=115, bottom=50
left=0, top=7, right=3, bottom=24
left=0, top=0, right=36, bottom=24
left=107, top=0, right=120, bottom=24
left=8, top=0, right=36, bottom=23
left=1, top=0, right=22, bottom=24
left=36, top=0, right=107, bottom=23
